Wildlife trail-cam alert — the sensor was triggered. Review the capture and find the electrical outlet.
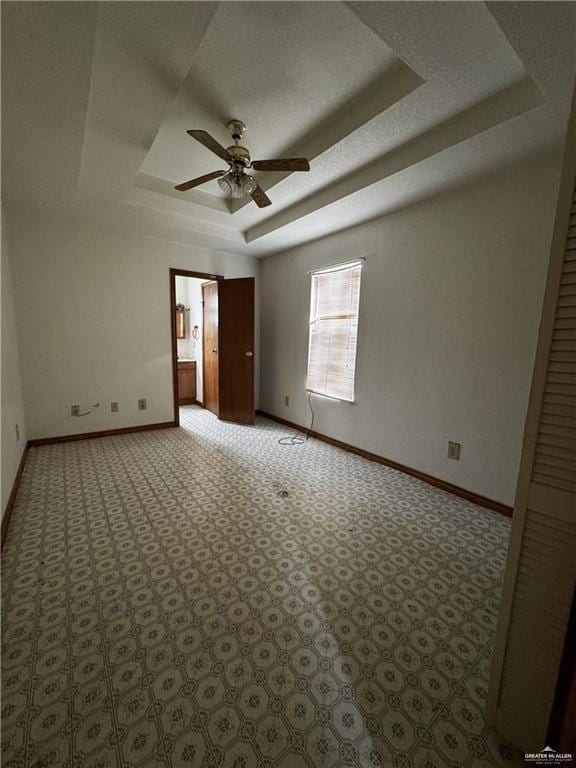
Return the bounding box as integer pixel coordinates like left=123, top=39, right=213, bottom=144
left=138, top=398, right=147, bottom=411
left=111, top=402, right=119, bottom=413
left=447, top=441, right=461, bottom=461
left=15, top=424, right=20, bottom=441
left=71, top=405, right=80, bottom=417
left=284, top=395, right=290, bottom=407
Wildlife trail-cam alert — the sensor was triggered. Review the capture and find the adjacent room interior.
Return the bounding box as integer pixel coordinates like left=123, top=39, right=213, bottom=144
left=1, top=2, right=575, bottom=767
left=174, top=275, right=204, bottom=409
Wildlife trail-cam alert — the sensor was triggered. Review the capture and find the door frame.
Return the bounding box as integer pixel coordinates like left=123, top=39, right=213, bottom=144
left=169, top=268, right=224, bottom=426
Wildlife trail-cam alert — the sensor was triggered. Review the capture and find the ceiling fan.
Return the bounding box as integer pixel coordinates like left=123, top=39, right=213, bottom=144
left=174, top=119, right=310, bottom=208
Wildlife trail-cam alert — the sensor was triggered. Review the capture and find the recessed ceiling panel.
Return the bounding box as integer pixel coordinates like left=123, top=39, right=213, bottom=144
left=140, top=2, right=399, bottom=191
left=3, top=2, right=574, bottom=258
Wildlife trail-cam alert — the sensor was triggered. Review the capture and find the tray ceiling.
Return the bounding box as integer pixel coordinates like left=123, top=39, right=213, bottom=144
left=2, top=2, right=575, bottom=258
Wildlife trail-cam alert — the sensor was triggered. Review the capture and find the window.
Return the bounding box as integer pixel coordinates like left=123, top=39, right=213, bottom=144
left=306, top=260, right=362, bottom=402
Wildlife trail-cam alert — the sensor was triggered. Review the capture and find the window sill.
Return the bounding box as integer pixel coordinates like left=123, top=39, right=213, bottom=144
left=306, top=389, right=355, bottom=404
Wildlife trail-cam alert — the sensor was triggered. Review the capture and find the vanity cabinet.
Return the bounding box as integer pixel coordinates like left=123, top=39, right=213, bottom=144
left=177, top=361, right=196, bottom=404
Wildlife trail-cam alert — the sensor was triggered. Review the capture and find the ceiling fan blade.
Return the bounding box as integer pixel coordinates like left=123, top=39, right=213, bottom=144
left=250, top=184, right=272, bottom=208
left=174, top=170, right=226, bottom=192
left=251, top=158, right=310, bottom=172
left=187, top=130, right=233, bottom=163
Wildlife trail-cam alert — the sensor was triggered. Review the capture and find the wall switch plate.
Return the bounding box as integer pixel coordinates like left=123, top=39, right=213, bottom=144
left=284, top=395, right=290, bottom=407
left=15, top=424, right=20, bottom=441
left=447, top=441, right=461, bottom=461
left=71, top=405, right=80, bottom=417
left=111, top=402, right=119, bottom=413
left=138, top=398, right=147, bottom=411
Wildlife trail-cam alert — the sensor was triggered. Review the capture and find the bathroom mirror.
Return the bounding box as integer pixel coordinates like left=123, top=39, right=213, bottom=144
left=175, top=305, right=186, bottom=339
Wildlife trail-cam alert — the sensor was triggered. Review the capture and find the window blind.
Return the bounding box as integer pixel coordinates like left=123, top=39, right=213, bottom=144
left=306, top=260, right=362, bottom=402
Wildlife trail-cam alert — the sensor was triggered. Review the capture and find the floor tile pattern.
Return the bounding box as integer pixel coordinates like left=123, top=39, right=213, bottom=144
left=1, top=406, right=524, bottom=767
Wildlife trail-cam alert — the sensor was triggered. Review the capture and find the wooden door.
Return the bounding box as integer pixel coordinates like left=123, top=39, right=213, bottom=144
left=202, top=281, right=219, bottom=416
left=218, top=277, right=255, bottom=424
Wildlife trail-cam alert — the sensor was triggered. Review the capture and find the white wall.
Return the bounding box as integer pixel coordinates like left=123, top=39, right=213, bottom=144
left=5, top=205, right=259, bottom=440
left=260, top=156, right=562, bottom=506
left=1, top=209, right=28, bottom=514
left=175, top=275, right=204, bottom=401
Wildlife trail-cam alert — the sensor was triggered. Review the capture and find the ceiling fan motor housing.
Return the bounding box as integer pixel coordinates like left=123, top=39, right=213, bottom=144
left=227, top=144, right=250, bottom=167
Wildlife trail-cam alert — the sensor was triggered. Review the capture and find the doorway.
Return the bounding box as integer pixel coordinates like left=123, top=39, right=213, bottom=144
left=169, top=268, right=255, bottom=427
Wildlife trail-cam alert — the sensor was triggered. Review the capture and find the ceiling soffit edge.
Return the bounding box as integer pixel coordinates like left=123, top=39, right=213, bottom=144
left=78, top=3, right=220, bottom=201
left=245, top=76, right=543, bottom=243
left=229, top=59, right=425, bottom=214
left=134, top=172, right=232, bottom=214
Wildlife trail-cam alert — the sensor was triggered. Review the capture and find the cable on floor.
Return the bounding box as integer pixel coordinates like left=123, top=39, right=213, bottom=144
left=278, top=391, right=315, bottom=446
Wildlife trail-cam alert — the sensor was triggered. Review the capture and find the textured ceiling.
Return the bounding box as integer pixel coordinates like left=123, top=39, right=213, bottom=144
left=141, top=3, right=399, bottom=191
left=2, top=1, right=575, bottom=258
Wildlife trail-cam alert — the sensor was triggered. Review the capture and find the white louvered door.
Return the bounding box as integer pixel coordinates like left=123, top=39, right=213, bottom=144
left=488, top=100, right=576, bottom=750
left=534, top=208, right=576, bottom=491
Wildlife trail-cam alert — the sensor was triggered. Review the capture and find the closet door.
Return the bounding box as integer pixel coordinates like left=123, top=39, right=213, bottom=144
left=202, top=281, right=219, bottom=416
left=487, top=91, right=576, bottom=750
left=218, top=277, right=255, bottom=424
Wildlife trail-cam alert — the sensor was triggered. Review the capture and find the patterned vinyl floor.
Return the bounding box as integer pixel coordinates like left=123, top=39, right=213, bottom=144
left=1, top=405, right=524, bottom=768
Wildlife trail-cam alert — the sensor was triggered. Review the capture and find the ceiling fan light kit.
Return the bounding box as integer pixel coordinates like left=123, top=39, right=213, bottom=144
left=218, top=172, right=257, bottom=199
left=175, top=119, right=310, bottom=208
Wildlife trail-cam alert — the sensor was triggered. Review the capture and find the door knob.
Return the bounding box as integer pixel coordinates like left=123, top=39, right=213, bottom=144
left=245, top=351, right=253, bottom=357
left=212, top=349, right=217, bottom=353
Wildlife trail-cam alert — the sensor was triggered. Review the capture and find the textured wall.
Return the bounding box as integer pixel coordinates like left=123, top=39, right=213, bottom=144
left=1, top=208, right=28, bottom=513
left=260, top=156, right=561, bottom=505
left=6, top=205, right=258, bottom=440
